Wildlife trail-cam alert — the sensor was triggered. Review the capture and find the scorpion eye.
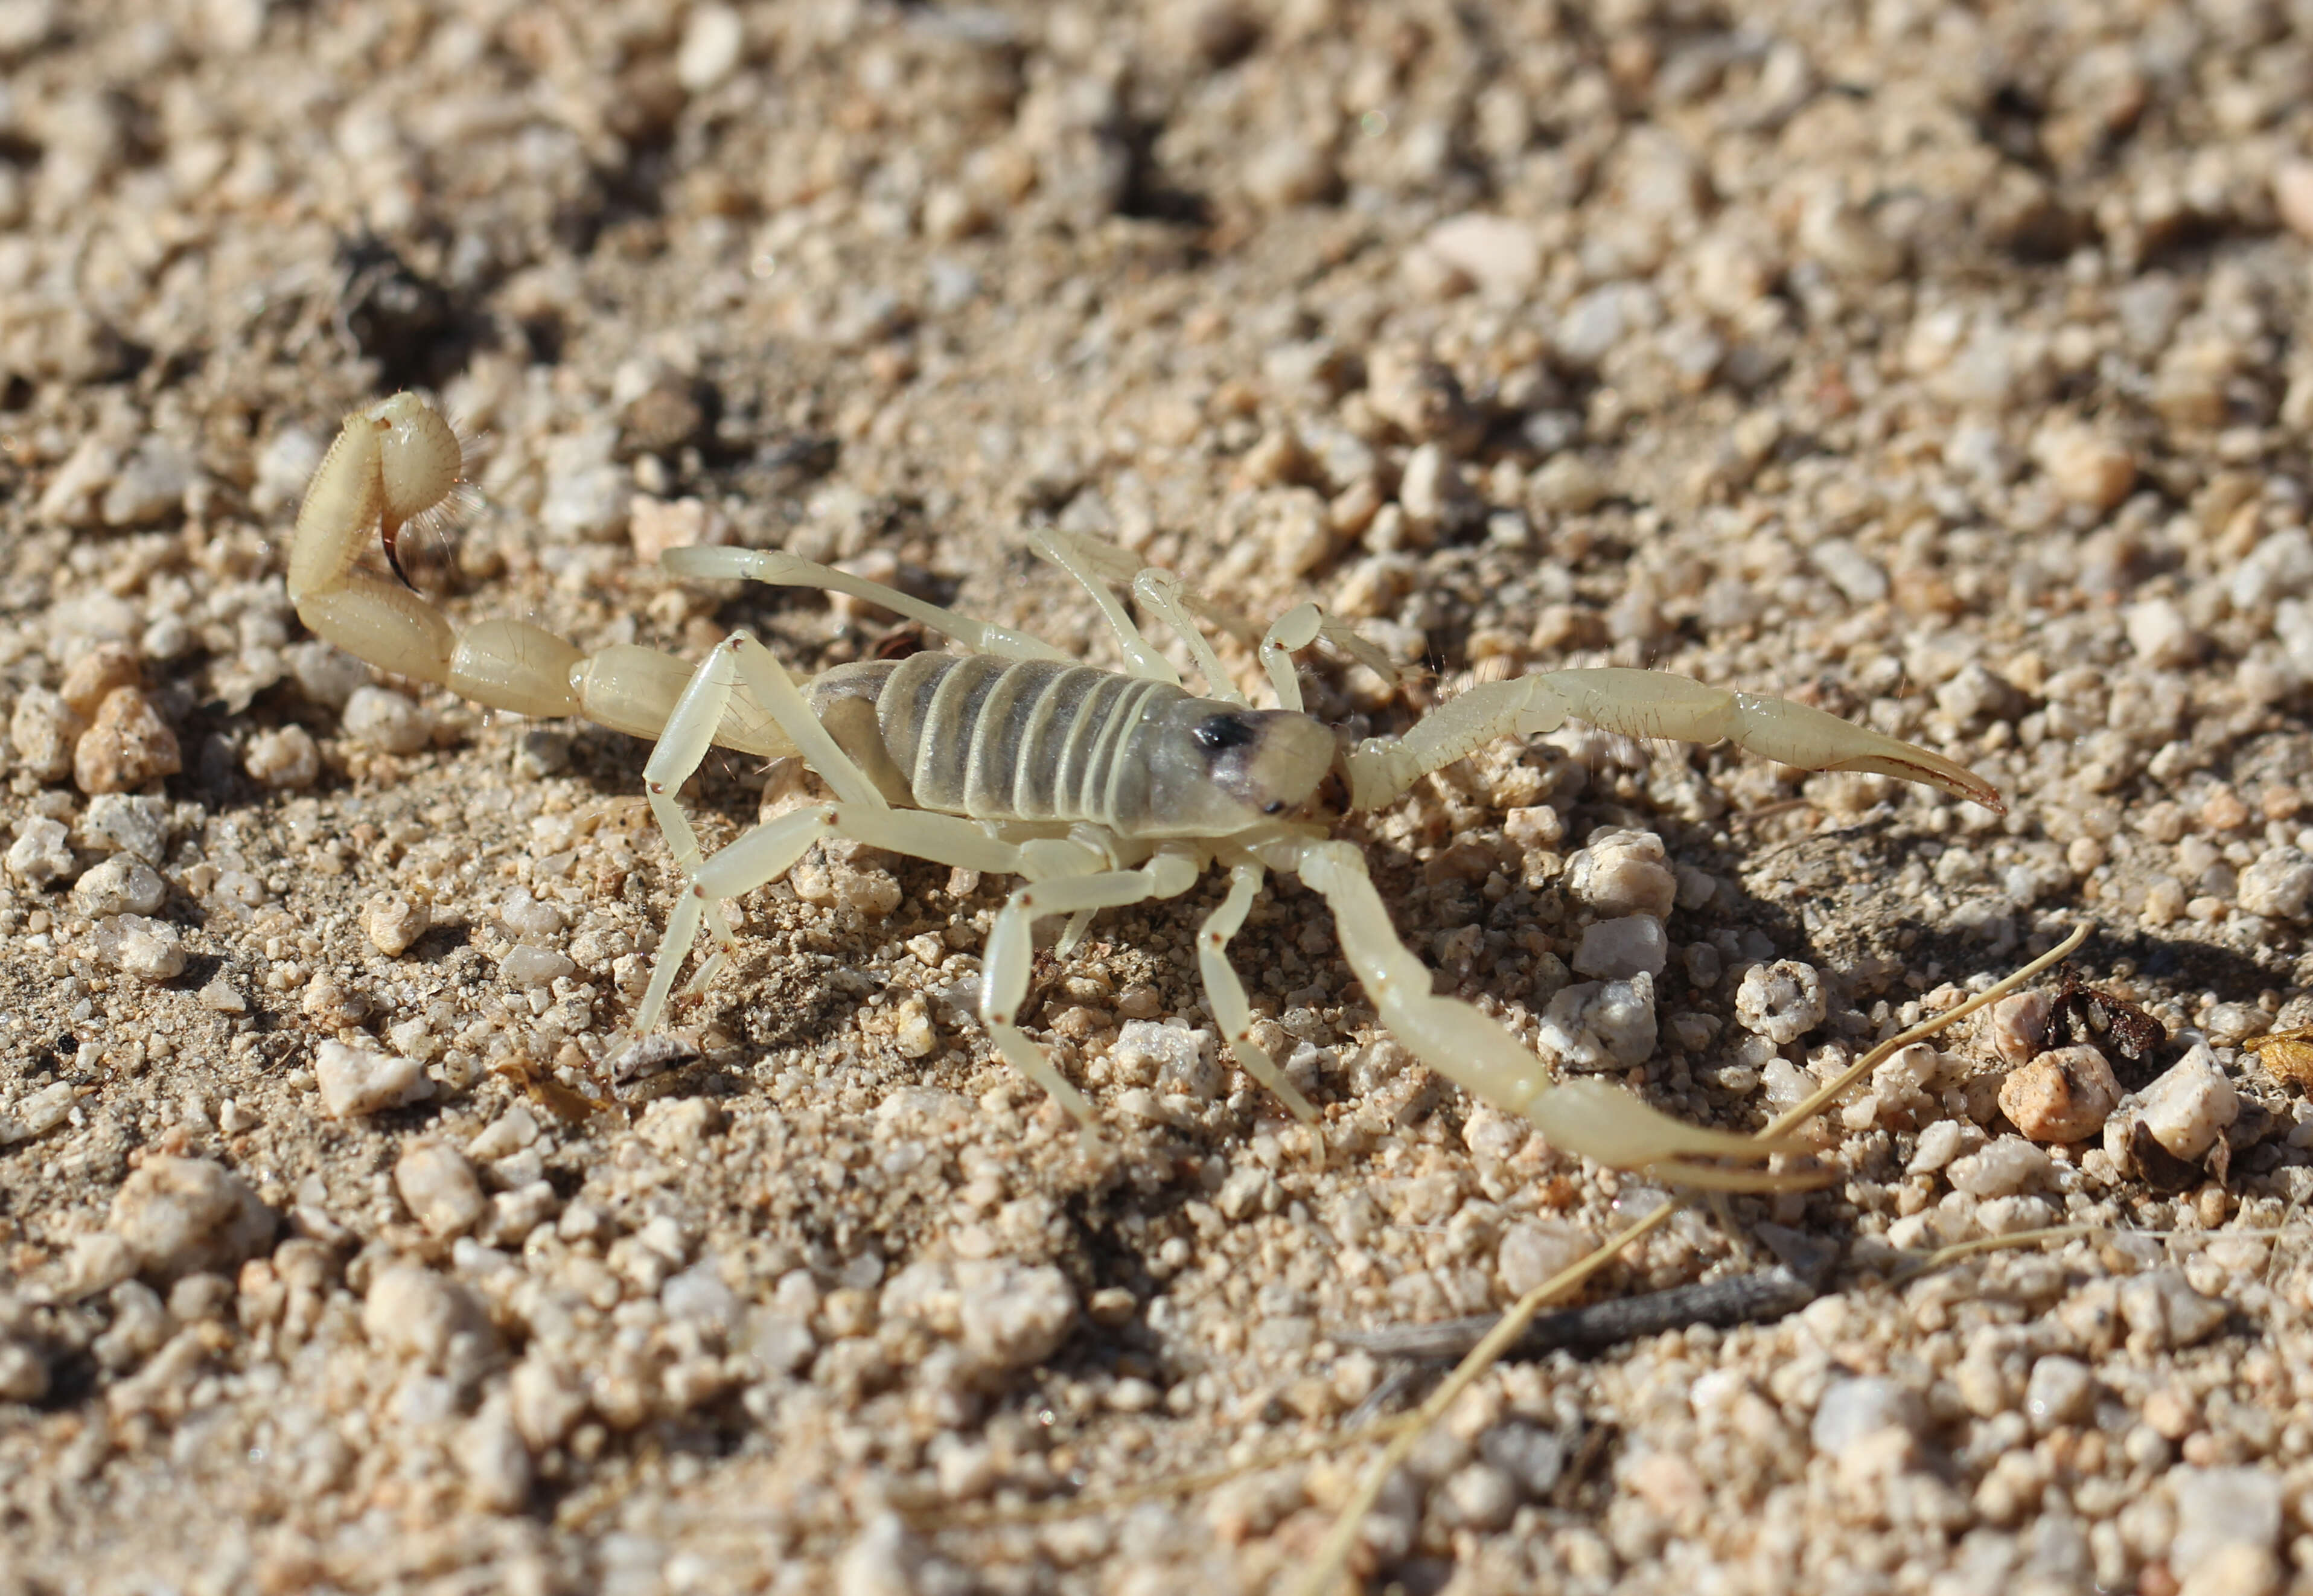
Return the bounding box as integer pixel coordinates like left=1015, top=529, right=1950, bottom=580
left=1192, top=714, right=1259, bottom=752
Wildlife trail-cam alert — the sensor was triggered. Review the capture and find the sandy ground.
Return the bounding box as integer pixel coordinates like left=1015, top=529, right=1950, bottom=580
left=7, top=1, right=2313, bottom=1592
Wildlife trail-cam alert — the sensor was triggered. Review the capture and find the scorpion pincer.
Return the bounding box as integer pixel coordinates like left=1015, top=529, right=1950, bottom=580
left=288, top=392, right=2005, bottom=1187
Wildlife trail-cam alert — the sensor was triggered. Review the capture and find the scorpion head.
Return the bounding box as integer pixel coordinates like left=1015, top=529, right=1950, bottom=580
left=1140, top=700, right=1338, bottom=837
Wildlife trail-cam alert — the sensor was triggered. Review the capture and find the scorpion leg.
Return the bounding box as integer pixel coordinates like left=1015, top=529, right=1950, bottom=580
left=1130, top=569, right=1246, bottom=704
left=662, top=546, right=1073, bottom=663
left=1029, top=529, right=1181, bottom=684
left=981, top=850, right=1204, bottom=1134
left=1273, top=837, right=1803, bottom=1188
left=1340, top=666, right=2003, bottom=814
left=1196, top=857, right=1319, bottom=1121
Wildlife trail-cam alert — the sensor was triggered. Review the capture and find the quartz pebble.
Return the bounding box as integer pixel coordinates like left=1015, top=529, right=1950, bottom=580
left=1999, top=1045, right=2122, bottom=1143
left=1945, top=1135, right=2051, bottom=1196
left=107, top=1157, right=273, bottom=1283
left=2136, top=1045, right=2238, bottom=1163
left=59, top=642, right=142, bottom=714
left=1536, top=974, right=1656, bottom=1071
left=1985, top=989, right=2050, bottom=1067
left=2119, top=1269, right=2229, bottom=1350
left=11, top=687, right=86, bottom=780
left=1571, top=915, right=1667, bottom=979
left=2023, top=1355, right=2095, bottom=1432
left=2236, top=846, right=2313, bottom=921
left=91, top=914, right=185, bottom=981
left=502, top=945, right=576, bottom=987
left=1496, top=1219, right=1597, bottom=1297
left=1563, top=830, right=1677, bottom=919
left=1109, top=1021, right=1220, bottom=1101
left=5, top=816, right=74, bottom=887
left=313, top=1040, right=431, bottom=1119
left=73, top=856, right=165, bottom=917
left=342, top=686, right=430, bottom=754
left=365, top=893, right=431, bottom=957
left=1811, top=1375, right=1925, bottom=1462
left=2168, top=1466, right=2282, bottom=1586
left=1734, top=961, right=1827, bottom=1045
left=79, top=793, right=168, bottom=860
left=75, top=688, right=180, bottom=793
left=362, top=1263, right=497, bottom=1372
left=395, top=1142, right=487, bottom=1237
left=243, top=724, right=321, bottom=789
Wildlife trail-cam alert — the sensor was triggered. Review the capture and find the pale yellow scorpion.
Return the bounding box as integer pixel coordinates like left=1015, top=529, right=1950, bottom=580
left=290, top=394, right=2002, bottom=1184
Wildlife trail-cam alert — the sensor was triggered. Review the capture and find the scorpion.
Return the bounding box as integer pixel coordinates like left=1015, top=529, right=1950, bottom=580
left=288, top=393, right=2002, bottom=1186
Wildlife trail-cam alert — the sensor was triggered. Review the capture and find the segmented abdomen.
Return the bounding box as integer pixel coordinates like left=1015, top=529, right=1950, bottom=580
left=873, top=654, right=1184, bottom=826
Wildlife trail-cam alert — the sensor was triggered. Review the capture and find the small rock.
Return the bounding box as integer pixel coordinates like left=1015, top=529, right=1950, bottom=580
left=1946, top=1135, right=2051, bottom=1196
left=509, top=1355, right=587, bottom=1449
left=75, top=688, right=179, bottom=794
left=2238, top=846, right=2313, bottom=921
left=1496, top=1219, right=1597, bottom=1297
left=674, top=2, right=744, bottom=92
left=628, top=494, right=725, bottom=566
left=2024, top=1355, right=2096, bottom=1432
left=10, top=687, right=87, bottom=782
left=2273, top=160, right=2313, bottom=243
left=1811, top=1375, right=1925, bottom=1461
left=100, top=436, right=193, bottom=526
left=837, top=1514, right=927, bottom=1596
left=1999, top=1045, right=2122, bottom=1143
left=341, top=686, right=431, bottom=754
left=1416, top=213, right=1542, bottom=298
left=1986, top=990, right=2051, bottom=1067
left=954, top=1260, right=1074, bottom=1371
left=198, top=977, right=246, bottom=1014
left=502, top=945, right=575, bottom=987
left=1564, top=829, right=1676, bottom=919
left=1242, top=136, right=1336, bottom=208
left=1571, top=915, right=1668, bottom=979
left=395, top=1142, right=487, bottom=1237
left=1111, top=1020, right=1220, bottom=1101
left=365, top=894, right=431, bottom=957
left=91, top=914, right=185, bottom=980
left=466, top=1103, right=540, bottom=1163
left=0, top=1338, right=50, bottom=1402
left=362, top=1263, right=497, bottom=1371
left=72, top=856, right=165, bottom=917
left=2035, top=423, right=2136, bottom=511
left=1734, top=961, right=1828, bottom=1045
left=59, top=642, right=142, bottom=715
left=313, top=1040, right=431, bottom=1119
left=2138, top=1044, right=2238, bottom=1162
left=2169, top=1466, right=2283, bottom=1585
left=107, top=1157, right=273, bottom=1283
left=455, top=1397, right=534, bottom=1512
left=1537, top=973, right=1656, bottom=1071
left=243, top=724, right=321, bottom=789
left=2125, top=598, right=2201, bottom=668
left=78, top=792, right=168, bottom=860
left=7, top=816, right=75, bottom=889
left=2120, top=1268, right=2229, bottom=1350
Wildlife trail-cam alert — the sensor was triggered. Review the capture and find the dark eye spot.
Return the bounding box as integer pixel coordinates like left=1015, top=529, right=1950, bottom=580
left=1193, top=714, right=1257, bottom=752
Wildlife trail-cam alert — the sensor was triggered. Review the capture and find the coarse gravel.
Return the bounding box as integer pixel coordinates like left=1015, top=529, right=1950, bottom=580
left=7, top=2, right=2313, bottom=1594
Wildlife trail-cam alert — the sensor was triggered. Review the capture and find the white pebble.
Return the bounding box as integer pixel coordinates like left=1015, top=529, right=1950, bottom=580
left=1986, top=989, right=2051, bottom=1067
left=2168, top=1466, right=2283, bottom=1583
left=1496, top=1219, right=1597, bottom=1297
left=72, top=855, right=164, bottom=916
left=361, top=1263, right=496, bottom=1370
left=341, top=686, right=430, bottom=754
left=78, top=792, right=168, bottom=860
left=2238, top=846, right=2313, bottom=921
left=1571, top=915, right=1667, bottom=979
left=1999, top=1045, right=2122, bottom=1143
left=1564, top=829, right=1676, bottom=919
left=1945, top=1135, right=2051, bottom=1196
left=954, top=1260, right=1075, bottom=1370
left=674, top=2, right=744, bottom=91
left=510, top=1355, right=587, bottom=1449
left=6, top=816, right=74, bottom=888
left=455, top=1398, right=534, bottom=1511
left=2138, top=1044, right=2238, bottom=1162
left=395, top=1142, right=486, bottom=1237
left=502, top=945, right=576, bottom=987
left=2120, top=1269, right=2230, bottom=1351
left=1734, top=960, right=1827, bottom=1044
left=2125, top=597, right=2201, bottom=667
left=1811, top=1375, right=1924, bottom=1461
left=365, top=893, right=431, bottom=957
left=1906, top=1117, right=1970, bottom=1175
left=1537, top=974, right=1656, bottom=1072
left=2024, top=1355, right=2095, bottom=1432
left=243, top=724, right=320, bottom=788
left=0, top=1338, right=49, bottom=1402
left=1111, top=1020, right=1219, bottom=1101
left=106, top=1157, right=273, bottom=1282
left=1417, top=213, right=1542, bottom=296
left=836, top=1513, right=926, bottom=1596
left=466, top=1103, right=540, bottom=1163
left=313, top=1040, right=431, bottom=1119
left=91, top=914, right=185, bottom=980
left=11, top=688, right=85, bottom=782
